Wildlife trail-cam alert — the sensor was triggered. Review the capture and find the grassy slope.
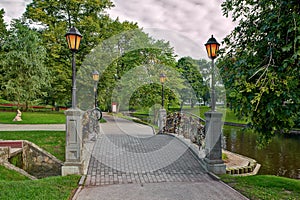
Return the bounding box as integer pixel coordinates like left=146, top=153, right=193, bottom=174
left=0, top=131, right=65, bottom=161
left=221, top=175, right=300, bottom=200
left=0, top=175, right=80, bottom=200
left=0, top=111, right=66, bottom=124
left=0, top=165, right=29, bottom=181
left=0, top=130, right=78, bottom=200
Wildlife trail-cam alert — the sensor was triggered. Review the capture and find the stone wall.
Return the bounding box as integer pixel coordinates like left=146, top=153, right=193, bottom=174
left=21, top=141, right=64, bottom=178
left=0, top=147, right=9, bottom=162
left=82, top=109, right=100, bottom=142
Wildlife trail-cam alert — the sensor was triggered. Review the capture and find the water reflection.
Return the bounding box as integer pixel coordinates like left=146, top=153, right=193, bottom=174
left=223, top=126, right=300, bottom=179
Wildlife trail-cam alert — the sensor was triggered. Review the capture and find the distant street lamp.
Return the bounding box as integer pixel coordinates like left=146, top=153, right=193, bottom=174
left=65, top=27, right=82, bottom=108
left=159, top=73, right=166, bottom=108
left=92, top=70, right=99, bottom=108
left=205, top=35, right=220, bottom=111
left=158, top=73, right=167, bottom=133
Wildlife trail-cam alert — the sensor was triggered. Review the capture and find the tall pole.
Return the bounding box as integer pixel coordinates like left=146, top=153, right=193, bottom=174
left=94, top=82, right=97, bottom=108
left=161, top=83, right=164, bottom=108
left=71, top=51, right=77, bottom=109
left=63, top=27, right=83, bottom=176
left=211, top=58, right=216, bottom=112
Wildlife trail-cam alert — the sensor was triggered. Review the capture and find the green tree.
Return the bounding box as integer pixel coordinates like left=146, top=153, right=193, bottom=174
left=80, top=29, right=179, bottom=112
left=0, top=9, right=7, bottom=99
left=176, top=57, right=209, bottom=108
left=24, top=0, right=138, bottom=107
left=1, top=20, right=50, bottom=110
left=0, top=9, right=7, bottom=43
left=219, top=0, right=300, bottom=137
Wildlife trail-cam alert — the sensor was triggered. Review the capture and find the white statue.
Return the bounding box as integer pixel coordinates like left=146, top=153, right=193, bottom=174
left=13, top=110, right=22, bottom=121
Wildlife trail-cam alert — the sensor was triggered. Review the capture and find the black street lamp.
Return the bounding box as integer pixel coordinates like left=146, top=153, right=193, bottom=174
left=63, top=27, right=83, bottom=175
left=92, top=70, right=99, bottom=108
left=205, top=35, right=220, bottom=111
left=159, top=73, right=166, bottom=108
left=65, top=27, right=82, bottom=109
left=203, top=35, right=225, bottom=175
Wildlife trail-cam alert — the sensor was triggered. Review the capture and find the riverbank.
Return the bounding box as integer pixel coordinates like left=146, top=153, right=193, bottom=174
left=224, top=122, right=300, bottom=135
left=220, top=175, right=300, bottom=200
left=224, top=126, right=300, bottom=180
left=223, top=150, right=261, bottom=176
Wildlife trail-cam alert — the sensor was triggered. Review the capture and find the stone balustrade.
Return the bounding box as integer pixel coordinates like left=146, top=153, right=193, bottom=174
left=163, top=112, right=206, bottom=149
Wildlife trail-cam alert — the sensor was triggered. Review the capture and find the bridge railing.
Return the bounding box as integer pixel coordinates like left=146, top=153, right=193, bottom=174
left=163, top=111, right=206, bottom=150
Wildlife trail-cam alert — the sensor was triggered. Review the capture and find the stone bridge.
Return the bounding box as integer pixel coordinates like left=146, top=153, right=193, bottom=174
left=69, top=113, right=247, bottom=200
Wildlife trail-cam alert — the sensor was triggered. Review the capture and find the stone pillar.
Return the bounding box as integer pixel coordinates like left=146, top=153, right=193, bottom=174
left=204, top=111, right=226, bottom=174
left=62, top=109, right=83, bottom=176
left=158, top=108, right=166, bottom=133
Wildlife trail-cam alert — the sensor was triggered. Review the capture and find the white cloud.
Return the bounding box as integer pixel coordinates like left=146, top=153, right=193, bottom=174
left=0, top=0, right=236, bottom=59
left=109, top=0, right=236, bottom=59
left=0, top=0, right=30, bottom=23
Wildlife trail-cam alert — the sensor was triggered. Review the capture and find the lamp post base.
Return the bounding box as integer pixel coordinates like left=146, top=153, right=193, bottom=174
left=62, top=108, right=84, bottom=176
left=158, top=108, right=166, bottom=133
left=204, top=158, right=226, bottom=175
left=204, top=111, right=226, bottom=174
left=62, top=161, right=83, bottom=176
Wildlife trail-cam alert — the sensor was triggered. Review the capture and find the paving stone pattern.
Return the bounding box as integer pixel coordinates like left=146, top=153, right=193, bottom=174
left=85, top=117, right=210, bottom=186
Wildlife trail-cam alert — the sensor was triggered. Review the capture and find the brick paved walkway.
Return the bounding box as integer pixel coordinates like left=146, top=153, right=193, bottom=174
left=85, top=116, right=210, bottom=187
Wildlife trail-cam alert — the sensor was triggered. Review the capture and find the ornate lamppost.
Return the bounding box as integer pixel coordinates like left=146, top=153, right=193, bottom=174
left=92, top=70, right=102, bottom=120
left=159, top=73, right=166, bottom=108
left=92, top=70, right=99, bottom=108
left=203, top=35, right=226, bottom=174
left=62, top=27, right=83, bottom=176
left=65, top=27, right=82, bottom=108
left=158, top=73, right=167, bottom=133
left=205, top=35, right=220, bottom=111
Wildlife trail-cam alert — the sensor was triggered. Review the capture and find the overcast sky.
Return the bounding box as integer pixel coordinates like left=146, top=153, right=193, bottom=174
left=0, top=0, right=236, bottom=59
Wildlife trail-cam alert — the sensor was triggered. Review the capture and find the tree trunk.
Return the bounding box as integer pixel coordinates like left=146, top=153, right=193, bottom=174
left=180, top=101, right=184, bottom=110
left=25, top=101, right=28, bottom=111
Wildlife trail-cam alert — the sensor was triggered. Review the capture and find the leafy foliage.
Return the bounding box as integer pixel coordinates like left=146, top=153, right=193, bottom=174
left=219, top=0, right=300, bottom=137
left=0, top=20, right=50, bottom=110
left=0, top=9, right=7, bottom=99
left=24, top=0, right=138, bottom=106
left=78, top=29, right=179, bottom=112
left=0, top=9, right=7, bottom=43
left=176, top=57, right=209, bottom=107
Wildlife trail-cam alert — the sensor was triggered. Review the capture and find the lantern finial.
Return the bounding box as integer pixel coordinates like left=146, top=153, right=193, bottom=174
left=92, top=70, right=99, bottom=81
left=205, top=35, right=220, bottom=59
left=65, top=27, right=82, bottom=51
left=160, top=73, right=166, bottom=84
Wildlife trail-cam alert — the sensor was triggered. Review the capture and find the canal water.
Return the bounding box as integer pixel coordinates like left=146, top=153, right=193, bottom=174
left=129, top=113, right=300, bottom=179
left=223, top=126, right=300, bottom=179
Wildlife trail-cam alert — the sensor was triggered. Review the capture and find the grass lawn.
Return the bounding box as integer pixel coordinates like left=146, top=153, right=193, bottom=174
left=0, top=165, right=29, bottom=181
left=0, top=131, right=65, bottom=161
left=139, top=106, right=247, bottom=124
left=182, top=106, right=247, bottom=124
left=0, top=175, right=80, bottom=200
left=221, top=175, right=300, bottom=200
left=0, top=111, right=66, bottom=124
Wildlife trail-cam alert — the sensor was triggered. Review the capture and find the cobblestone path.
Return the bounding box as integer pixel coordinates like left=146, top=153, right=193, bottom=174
left=85, top=116, right=210, bottom=187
